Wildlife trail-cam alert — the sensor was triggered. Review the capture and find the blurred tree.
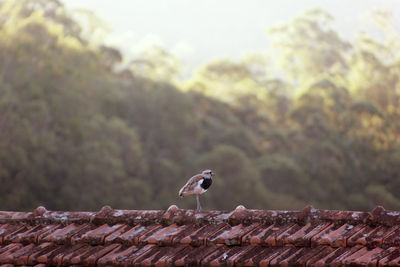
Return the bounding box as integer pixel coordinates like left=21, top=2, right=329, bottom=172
left=183, top=56, right=272, bottom=104
left=268, top=9, right=350, bottom=87
left=129, top=45, right=182, bottom=84
left=0, top=0, right=399, bottom=212
left=0, top=0, right=82, bottom=39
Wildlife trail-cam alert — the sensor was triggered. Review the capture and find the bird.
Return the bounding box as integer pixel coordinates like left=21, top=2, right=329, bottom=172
left=179, top=169, right=214, bottom=211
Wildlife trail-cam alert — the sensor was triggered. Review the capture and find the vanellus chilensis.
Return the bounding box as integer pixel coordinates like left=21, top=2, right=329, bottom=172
left=179, top=169, right=214, bottom=210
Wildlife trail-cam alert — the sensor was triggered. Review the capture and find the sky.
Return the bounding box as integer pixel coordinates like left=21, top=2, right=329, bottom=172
left=62, top=0, right=400, bottom=75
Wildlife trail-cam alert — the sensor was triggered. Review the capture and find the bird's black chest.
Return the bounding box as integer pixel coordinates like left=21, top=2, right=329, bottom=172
left=201, top=178, right=212, bottom=190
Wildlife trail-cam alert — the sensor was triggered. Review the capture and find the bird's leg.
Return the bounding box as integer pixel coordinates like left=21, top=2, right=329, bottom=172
left=196, top=194, right=202, bottom=211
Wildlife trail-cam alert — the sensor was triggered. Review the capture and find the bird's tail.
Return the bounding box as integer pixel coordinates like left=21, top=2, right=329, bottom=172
left=178, top=188, right=184, bottom=198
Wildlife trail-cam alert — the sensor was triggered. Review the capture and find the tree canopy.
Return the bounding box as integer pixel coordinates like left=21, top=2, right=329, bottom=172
left=1, top=1, right=400, bottom=211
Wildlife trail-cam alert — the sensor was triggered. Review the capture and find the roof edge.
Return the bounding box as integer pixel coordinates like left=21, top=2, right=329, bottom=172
left=0, top=205, right=399, bottom=226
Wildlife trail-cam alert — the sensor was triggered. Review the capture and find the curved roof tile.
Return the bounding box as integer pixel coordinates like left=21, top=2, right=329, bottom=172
left=0, top=205, right=399, bottom=266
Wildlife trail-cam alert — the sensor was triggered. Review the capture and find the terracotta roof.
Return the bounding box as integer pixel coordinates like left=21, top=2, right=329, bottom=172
left=0, top=205, right=400, bottom=266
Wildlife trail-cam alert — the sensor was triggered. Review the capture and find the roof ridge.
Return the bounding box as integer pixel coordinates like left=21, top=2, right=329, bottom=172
left=0, top=205, right=399, bottom=226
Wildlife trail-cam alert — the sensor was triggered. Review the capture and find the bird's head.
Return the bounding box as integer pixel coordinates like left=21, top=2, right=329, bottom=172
left=202, top=169, right=214, bottom=178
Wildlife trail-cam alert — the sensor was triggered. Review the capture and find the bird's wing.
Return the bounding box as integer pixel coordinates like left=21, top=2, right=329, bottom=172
left=179, top=174, right=203, bottom=197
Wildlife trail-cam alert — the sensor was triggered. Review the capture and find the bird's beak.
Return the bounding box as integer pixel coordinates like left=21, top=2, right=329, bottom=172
left=211, top=172, right=215, bottom=176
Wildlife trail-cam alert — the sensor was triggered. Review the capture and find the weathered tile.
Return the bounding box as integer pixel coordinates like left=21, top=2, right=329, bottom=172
left=0, top=243, right=24, bottom=264
left=6, top=225, right=42, bottom=244
left=268, top=246, right=303, bottom=267
left=41, top=223, right=90, bottom=244
left=136, top=245, right=188, bottom=267
left=304, top=246, right=336, bottom=266
left=209, top=223, right=261, bottom=246
left=381, top=226, right=400, bottom=247
left=258, top=246, right=293, bottom=267
left=36, top=244, right=83, bottom=265
left=114, top=224, right=162, bottom=245
left=208, top=245, right=254, bottom=267
left=0, top=205, right=398, bottom=266
left=233, top=246, right=273, bottom=266
left=144, top=224, right=184, bottom=245
left=35, top=224, right=64, bottom=243
left=317, top=245, right=363, bottom=266
left=6, top=243, right=36, bottom=265
left=242, top=223, right=296, bottom=246
left=347, top=225, right=397, bottom=247
left=77, top=224, right=125, bottom=245
left=284, top=222, right=331, bottom=246
left=172, top=246, right=222, bottom=266
left=47, top=244, right=87, bottom=266
left=341, top=246, right=385, bottom=266
left=103, top=224, right=131, bottom=244
left=180, top=223, right=230, bottom=247
left=80, top=243, right=121, bottom=265
left=25, top=242, right=56, bottom=265
left=378, top=247, right=400, bottom=267
left=311, top=223, right=366, bottom=247
left=0, top=224, right=30, bottom=244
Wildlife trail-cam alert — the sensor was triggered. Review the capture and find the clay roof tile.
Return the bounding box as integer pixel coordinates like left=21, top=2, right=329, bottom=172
left=0, top=205, right=399, bottom=266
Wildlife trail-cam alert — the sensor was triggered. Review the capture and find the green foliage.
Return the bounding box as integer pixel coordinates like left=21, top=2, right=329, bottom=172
left=129, top=46, right=182, bottom=84
left=268, top=9, right=350, bottom=85
left=0, top=0, right=400, bottom=211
